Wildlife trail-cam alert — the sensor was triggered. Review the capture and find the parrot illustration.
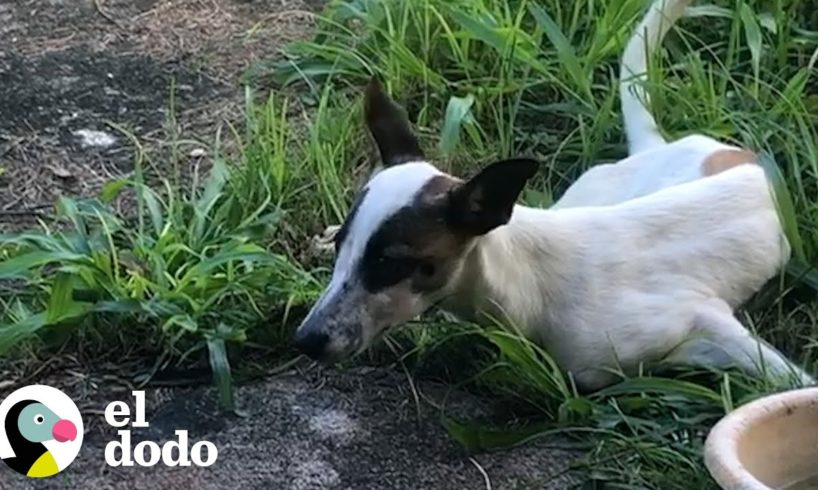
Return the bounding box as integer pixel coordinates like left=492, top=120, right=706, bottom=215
left=2, top=399, right=77, bottom=478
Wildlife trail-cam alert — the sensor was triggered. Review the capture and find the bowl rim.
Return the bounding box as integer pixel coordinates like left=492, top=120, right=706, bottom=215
left=704, top=386, right=818, bottom=490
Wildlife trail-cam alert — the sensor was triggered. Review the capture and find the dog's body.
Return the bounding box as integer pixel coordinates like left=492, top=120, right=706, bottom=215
left=295, top=0, right=813, bottom=389
left=443, top=164, right=792, bottom=388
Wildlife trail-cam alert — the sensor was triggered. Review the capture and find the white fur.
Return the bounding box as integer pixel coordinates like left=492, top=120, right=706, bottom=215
left=444, top=164, right=807, bottom=389
left=620, top=0, right=692, bottom=154
left=553, top=135, right=737, bottom=208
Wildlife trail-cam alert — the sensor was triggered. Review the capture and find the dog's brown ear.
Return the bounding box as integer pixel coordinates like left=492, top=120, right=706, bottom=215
left=364, top=78, right=425, bottom=167
left=446, top=158, right=539, bottom=235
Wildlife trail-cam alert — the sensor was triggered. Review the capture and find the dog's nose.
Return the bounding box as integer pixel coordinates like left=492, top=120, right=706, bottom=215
left=294, top=330, right=329, bottom=360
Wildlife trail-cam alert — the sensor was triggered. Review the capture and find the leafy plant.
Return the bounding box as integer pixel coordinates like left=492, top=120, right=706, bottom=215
left=0, top=96, right=315, bottom=410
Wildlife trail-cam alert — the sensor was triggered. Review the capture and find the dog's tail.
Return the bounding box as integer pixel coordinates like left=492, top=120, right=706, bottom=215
left=620, top=0, right=692, bottom=154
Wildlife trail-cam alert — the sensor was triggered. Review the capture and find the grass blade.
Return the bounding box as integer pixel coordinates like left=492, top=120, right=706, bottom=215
left=439, top=94, right=475, bottom=157
left=758, top=151, right=805, bottom=260
left=0, top=308, right=47, bottom=355
left=441, top=416, right=555, bottom=452
left=207, top=335, right=235, bottom=412
left=0, top=250, right=87, bottom=279
left=528, top=4, right=592, bottom=104
left=739, top=3, right=763, bottom=92
left=46, top=273, right=90, bottom=324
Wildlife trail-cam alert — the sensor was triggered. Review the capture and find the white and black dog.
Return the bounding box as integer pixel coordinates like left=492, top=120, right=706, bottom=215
left=295, top=0, right=813, bottom=390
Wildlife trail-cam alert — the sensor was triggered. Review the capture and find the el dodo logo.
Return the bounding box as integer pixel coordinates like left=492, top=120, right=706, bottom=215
left=104, top=391, right=217, bottom=468
left=1, top=387, right=217, bottom=477
left=0, top=385, right=82, bottom=478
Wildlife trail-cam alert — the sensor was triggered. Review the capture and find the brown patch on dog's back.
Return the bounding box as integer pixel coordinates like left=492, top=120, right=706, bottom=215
left=701, top=149, right=757, bottom=176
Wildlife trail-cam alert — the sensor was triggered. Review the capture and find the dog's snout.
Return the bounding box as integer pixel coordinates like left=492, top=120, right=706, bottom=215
left=294, top=330, right=330, bottom=360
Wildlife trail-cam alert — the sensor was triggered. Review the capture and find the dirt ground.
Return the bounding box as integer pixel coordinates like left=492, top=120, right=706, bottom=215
left=0, top=0, right=317, bottom=228
left=0, top=364, right=581, bottom=490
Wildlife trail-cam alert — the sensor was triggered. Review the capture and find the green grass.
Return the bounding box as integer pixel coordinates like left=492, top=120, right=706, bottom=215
left=0, top=95, right=319, bottom=411
left=2, top=0, right=818, bottom=487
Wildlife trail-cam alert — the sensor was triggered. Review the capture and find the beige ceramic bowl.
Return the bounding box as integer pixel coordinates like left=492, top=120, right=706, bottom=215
left=704, top=387, right=818, bottom=490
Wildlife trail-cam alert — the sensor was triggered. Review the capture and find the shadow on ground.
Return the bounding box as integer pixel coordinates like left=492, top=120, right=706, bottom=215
left=0, top=366, right=580, bottom=490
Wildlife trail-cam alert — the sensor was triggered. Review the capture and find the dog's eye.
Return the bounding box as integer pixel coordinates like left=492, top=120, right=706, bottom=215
left=379, top=256, right=416, bottom=275
left=418, top=261, right=436, bottom=277
left=364, top=254, right=417, bottom=289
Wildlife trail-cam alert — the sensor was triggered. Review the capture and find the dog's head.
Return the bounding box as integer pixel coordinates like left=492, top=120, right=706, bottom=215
left=294, top=79, right=538, bottom=362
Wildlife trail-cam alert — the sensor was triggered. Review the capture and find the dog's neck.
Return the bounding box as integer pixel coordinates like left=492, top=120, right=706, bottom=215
left=442, top=205, right=578, bottom=340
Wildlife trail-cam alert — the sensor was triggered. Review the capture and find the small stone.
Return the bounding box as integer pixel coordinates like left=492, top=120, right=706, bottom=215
left=308, top=409, right=358, bottom=441
left=73, top=129, right=116, bottom=148
left=48, top=164, right=73, bottom=179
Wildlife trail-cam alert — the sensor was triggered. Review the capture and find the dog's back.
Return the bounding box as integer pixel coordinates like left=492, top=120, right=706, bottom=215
left=554, top=0, right=755, bottom=209
left=572, top=164, right=789, bottom=306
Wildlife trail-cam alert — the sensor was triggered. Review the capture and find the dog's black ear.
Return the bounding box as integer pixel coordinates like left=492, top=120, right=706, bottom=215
left=447, top=158, right=539, bottom=235
left=364, top=78, right=425, bottom=167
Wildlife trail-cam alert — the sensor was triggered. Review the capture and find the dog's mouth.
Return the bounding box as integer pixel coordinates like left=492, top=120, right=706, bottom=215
left=352, top=296, right=454, bottom=357
left=308, top=333, right=365, bottom=364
